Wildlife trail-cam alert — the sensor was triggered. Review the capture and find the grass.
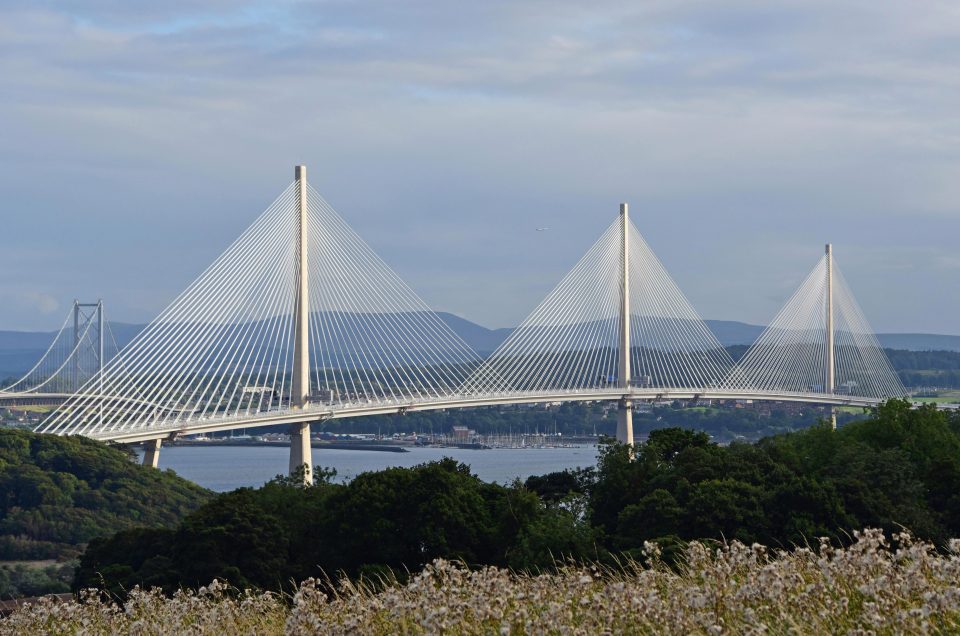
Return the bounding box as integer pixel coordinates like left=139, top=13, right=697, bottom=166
left=4, top=528, right=958, bottom=635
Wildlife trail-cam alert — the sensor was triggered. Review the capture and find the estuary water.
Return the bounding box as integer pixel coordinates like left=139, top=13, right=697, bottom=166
left=140, top=445, right=599, bottom=492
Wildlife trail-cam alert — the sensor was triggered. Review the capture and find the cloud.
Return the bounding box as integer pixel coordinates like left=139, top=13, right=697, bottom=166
left=0, top=1, right=957, bottom=334
left=1, top=290, right=61, bottom=318
left=26, top=292, right=60, bottom=315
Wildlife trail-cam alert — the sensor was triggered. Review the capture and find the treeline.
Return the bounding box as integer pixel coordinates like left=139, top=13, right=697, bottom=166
left=884, top=348, right=960, bottom=389
left=630, top=403, right=863, bottom=440
left=77, top=401, right=960, bottom=597
left=885, top=348, right=960, bottom=371
left=898, top=370, right=960, bottom=389
left=732, top=345, right=960, bottom=388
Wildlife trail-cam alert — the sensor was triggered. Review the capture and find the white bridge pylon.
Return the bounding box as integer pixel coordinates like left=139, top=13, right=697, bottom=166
left=462, top=203, right=737, bottom=445
left=725, top=246, right=905, bottom=401
left=465, top=207, right=734, bottom=395
left=38, top=168, right=483, bottom=460
left=37, top=167, right=907, bottom=472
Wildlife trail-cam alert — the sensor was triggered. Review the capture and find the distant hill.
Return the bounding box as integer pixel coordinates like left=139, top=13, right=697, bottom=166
left=0, top=322, right=149, bottom=380
left=875, top=333, right=960, bottom=352
left=703, top=320, right=765, bottom=347
left=1, top=316, right=958, bottom=379
left=702, top=320, right=960, bottom=352
left=0, top=428, right=211, bottom=561
left=435, top=313, right=514, bottom=354
left=456, top=316, right=960, bottom=354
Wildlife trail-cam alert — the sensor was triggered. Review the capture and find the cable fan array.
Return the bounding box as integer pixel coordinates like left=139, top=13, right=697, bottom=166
left=39, top=182, right=482, bottom=438
left=304, top=186, right=481, bottom=404
left=37, top=171, right=908, bottom=441
left=726, top=255, right=906, bottom=400
left=463, top=214, right=735, bottom=394
left=1, top=302, right=117, bottom=395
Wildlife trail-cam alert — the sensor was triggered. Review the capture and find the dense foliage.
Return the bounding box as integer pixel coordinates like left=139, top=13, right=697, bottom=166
left=0, top=561, right=74, bottom=598
left=74, top=400, right=960, bottom=599
left=76, top=459, right=596, bottom=597
left=0, top=429, right=211, bottom=562
left=0, top=429, right=211, bottom=598
left=729, top=345, right=960, bottom=389
left=589, top=401, right=960, bottom=557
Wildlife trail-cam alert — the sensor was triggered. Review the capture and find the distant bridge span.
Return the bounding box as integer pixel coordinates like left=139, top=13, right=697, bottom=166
left=1, top=300, right=117, bottom=406
left=0, top=392, right=76, bottom=406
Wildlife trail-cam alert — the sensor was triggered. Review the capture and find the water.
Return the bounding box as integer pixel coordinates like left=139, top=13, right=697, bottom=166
left=142, top=445, right=599, bottom=492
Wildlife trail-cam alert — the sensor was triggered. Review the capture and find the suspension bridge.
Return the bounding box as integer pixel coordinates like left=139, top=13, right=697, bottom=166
left=29, top=166, right=919, bottom=480
left=1, top=300, right=118, bottom=406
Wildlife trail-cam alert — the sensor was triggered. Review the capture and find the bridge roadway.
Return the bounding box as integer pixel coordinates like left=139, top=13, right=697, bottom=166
left=64, top=388, right=955, bottom=445
left=0, top=392, right=76, bottom=407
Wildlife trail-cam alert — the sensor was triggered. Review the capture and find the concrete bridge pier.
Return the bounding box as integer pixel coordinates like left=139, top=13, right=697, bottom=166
left=289, top=422, right=313, bottom=483
left=617, top=399, right=634, bottom=446
left=143, top=439, right=162, bottom=468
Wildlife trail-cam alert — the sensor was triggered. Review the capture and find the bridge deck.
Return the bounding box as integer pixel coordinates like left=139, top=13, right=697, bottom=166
left=69, top=389, right=953, bottom=445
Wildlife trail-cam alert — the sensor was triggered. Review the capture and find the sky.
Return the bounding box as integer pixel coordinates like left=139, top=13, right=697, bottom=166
left=0, top=1, right=958, bottom=334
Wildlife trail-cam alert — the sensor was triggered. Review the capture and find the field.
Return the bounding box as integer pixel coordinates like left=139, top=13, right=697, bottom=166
left=4, top=528, right=958, bottom=635
left=911, top=389, right=960, bottom=405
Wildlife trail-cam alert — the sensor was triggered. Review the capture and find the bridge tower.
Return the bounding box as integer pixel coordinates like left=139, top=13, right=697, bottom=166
left=825, top=243, right=836, bottom=429
left=616, top=203, right=634, bottom=446
left=73, top=300, right=104, bottom=390
left=289, top=165, right=313, bottom=483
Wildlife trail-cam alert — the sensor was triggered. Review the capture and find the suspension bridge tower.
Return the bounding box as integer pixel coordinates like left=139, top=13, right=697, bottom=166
left=72, top=301, right=105, bottom=388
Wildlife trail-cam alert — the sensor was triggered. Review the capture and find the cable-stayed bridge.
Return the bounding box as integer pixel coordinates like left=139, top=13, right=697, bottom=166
left=33, top=166, right=918, bottom=478
left=1, top=300, right=118, bottom=406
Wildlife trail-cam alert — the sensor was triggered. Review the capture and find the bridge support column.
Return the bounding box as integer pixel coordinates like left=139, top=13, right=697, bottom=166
left=143, top=439, right=161, bottom=468
left=617, top=203, right=634, bottom=447
left=289, top=422, right=312, bottom=482
left=617, top=399, right=634, bottom=446
left=826, top=244, right=836, bottom=430
left=290, top=165, right=313, bottom=484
